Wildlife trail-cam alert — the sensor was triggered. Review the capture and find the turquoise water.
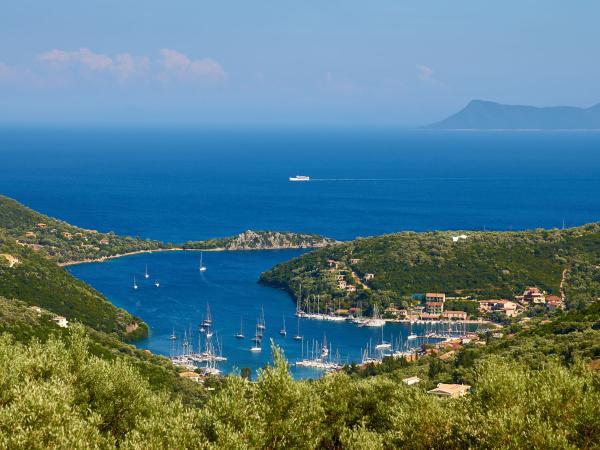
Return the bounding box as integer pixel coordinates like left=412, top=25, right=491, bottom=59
left=3, top=127, right=600, bottom=376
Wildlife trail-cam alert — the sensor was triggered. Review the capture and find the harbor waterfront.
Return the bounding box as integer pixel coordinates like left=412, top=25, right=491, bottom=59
left=67, top=249, right=478, bottom=379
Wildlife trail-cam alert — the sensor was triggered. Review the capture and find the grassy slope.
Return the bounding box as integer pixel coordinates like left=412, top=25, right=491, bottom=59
left=260, top=224, right=600, bottom=309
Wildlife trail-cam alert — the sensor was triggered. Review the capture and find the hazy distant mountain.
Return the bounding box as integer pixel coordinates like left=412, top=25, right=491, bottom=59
left=429, top=100, right=600, bottom=129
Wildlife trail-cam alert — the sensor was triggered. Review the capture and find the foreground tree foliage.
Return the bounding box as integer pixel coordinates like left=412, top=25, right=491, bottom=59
left=0, top=326, right=598, bottom=449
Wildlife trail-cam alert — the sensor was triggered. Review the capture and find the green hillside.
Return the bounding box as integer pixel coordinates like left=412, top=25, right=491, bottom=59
left=260, top=225, right=600, bottom=311
left=0, top=195, right=168, bottom=263
left=0, top=230, right=146, bottom=340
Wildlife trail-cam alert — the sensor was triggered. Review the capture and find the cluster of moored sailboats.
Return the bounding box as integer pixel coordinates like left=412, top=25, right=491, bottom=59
left=169, top=304, right=226, bottom=376
left=294, top=288, right=386, bottom=327
left=237, top=306, right=303, bottom=353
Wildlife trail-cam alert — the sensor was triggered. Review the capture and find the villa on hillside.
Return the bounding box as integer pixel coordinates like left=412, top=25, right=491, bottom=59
left=179, top=371, right=202, bottom=383
left=428, top=383, right=471, bottom=398
left=402, top=376, right=421, bottom=386
left=545, top=295, right=565, bottom=310
left=516, top=287, right=546, bottom=304
left=479, top=299, right=520, bottom=317
left=51, top=316, right=69, bottom=328
left=364, top=273, right=375, bottom=281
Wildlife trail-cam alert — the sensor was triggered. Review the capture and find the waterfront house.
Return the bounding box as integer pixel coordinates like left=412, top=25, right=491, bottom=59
left=36, top=223, right=47, bottom=228
left=99, top=238, right=110, bottom=245
left=402, top=376, right=421, bottom=386
left=384, top=305, right=401, bottom=317
left=327, top=259, right=339, bottom=268
left=426, top=301, right=444, bottom=315
left=364, top=273, right=375, bottom=281
left=452, top=234, right=468, bottom=242
left=51, top=316, right=69, bottom=328
left=428, top=383, right=471, bottom=398
left=426, top=293, right=446, bottom=303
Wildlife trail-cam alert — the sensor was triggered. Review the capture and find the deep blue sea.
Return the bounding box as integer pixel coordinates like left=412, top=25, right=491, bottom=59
left=2, top=127, right=600, bottom=377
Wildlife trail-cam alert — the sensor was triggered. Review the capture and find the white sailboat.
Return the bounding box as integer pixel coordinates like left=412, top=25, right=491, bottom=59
left=154, top=280, right=160, bottom=287
left=169, top=328, right=176, bottom=340
left=375, top=325, right=391, bottom=350
left=199, top=253, right=207, bottom=272
left=407, top=321, right=417, bottom=340
left=293, top=318, right=302, bottom=340
left=279, top=314, right=287, bottom=336
left=257, top=306, right=266, bottom=330
left=250, top=323, right=262, bottom=352
left=132, top=275, right=138, bottom=290
left=235, top=317, right=245, bottom=339
left=144, top=264, right=150, bottom=279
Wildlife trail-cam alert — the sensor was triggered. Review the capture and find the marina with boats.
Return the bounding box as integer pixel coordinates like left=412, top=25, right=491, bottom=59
left=69, top=250, right=482, bottom=379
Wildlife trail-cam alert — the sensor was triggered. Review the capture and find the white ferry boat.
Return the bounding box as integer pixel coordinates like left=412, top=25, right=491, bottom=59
left=289, top=175, right=310, bottom=182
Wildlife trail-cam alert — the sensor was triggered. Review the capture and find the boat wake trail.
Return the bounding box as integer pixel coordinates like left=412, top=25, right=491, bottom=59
left=310, top=178, right=410, bottom=182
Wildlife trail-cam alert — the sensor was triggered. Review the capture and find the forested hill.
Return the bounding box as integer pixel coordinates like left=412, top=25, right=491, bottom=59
left=0, top=195, right=167, bottom=263
left=0, top=229, right=147, bottom=340
left=260, top=224, right=600, bottom=311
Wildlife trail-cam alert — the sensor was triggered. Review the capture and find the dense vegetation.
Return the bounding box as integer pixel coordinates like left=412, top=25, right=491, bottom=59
left=260, top=225, right=600, bottom=312
left=0, top=195, right=168, bottom=263
left=0, top=316, right=598, bottom=449
left=0, top=230, right=147, bottom=339
left=0, top=298, right=205, bottom=406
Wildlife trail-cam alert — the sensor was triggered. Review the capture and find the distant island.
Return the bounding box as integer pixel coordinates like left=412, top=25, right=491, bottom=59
left=429, top=99, right=600, bottom=130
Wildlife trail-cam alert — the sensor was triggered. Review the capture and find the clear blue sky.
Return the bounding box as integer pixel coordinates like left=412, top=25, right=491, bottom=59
left=1, top=1, right=598, bottom=125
